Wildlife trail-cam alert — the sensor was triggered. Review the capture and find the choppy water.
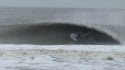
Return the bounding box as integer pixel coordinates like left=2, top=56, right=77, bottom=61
left=0, top=45, right=125, bottom=70
left=1, top=56, right=125, bottom=70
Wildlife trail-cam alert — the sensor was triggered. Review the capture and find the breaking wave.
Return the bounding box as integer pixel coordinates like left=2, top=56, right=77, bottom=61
left=0, top=22, right=120, bottom=45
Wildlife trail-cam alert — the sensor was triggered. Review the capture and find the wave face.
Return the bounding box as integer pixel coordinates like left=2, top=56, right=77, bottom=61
left=0, top=7, right=124, bottom=44
left=0, top=23, right=119, bottom=45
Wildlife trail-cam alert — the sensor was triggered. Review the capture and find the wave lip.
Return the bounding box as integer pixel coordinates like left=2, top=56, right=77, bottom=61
left=0, top=22, right=120, bottom=45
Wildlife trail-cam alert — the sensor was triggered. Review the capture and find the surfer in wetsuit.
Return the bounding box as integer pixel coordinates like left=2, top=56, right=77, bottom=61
left=70, top=32, right=89, bottom=41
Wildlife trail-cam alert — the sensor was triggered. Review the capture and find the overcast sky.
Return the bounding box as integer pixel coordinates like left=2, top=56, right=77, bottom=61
left=0, top=0, right=125, bottom=9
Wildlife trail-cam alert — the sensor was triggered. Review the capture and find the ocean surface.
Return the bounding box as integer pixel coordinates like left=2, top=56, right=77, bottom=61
left=0, top=7, right=125, bottom=70
left=0, top=44, right=125, bottom=70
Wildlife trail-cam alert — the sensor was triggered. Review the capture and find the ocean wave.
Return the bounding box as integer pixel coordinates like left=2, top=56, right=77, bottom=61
left=0, top=22, right=120, bottom=45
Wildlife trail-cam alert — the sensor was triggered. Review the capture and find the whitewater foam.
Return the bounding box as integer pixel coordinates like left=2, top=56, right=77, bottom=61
left=0, top=44, right=124, bottom=59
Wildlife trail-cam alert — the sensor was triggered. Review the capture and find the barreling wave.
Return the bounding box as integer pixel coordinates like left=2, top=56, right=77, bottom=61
left=0, top=22, right=120, bottom=45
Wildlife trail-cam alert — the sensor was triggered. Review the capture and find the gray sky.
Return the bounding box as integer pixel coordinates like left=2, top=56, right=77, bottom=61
left=0, top=0, right=125, bottom=9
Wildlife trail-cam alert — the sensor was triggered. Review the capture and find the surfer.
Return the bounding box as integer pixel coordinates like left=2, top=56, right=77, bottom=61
left=70, top=32, right=89, bottom=41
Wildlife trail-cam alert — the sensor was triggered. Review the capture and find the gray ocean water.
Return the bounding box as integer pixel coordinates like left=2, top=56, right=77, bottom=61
left=0, top=7, right=124, bottom=44
left=0, top=7, right=125, bottom=70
